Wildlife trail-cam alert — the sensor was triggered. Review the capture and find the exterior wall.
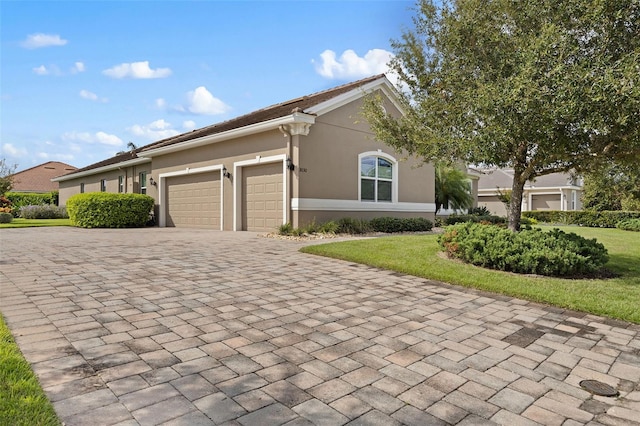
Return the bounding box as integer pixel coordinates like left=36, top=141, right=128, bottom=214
left=152, top=131, right=288, bottom=230
left=57, top=164, right=151, bottom=205
left=293, top=96, right=434, bottom=227
left=478, top=195, right=508, bottom=216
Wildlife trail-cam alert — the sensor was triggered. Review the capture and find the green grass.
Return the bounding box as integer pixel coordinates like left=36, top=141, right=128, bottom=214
left=0, top=218, right=71, bottom=228
left=0, top=314, right=61, bottom=426
left=301, top=226, right=640, bottom=323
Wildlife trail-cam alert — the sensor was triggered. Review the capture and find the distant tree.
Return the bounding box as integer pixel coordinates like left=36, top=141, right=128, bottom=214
left=434, top=164, right=473, bottom=213
left=582, top=163, right=640, bottom=211
left=117, top=142, right=138, bottom=155
left=496, top=188, right=512, bottom=213
left=0, top=158, right=17, bottom=195
left=363, top=0, right=640, bottom=231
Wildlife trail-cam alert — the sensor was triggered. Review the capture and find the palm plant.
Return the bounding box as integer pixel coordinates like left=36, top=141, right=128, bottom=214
left=434, top=164, right=474, bottom=213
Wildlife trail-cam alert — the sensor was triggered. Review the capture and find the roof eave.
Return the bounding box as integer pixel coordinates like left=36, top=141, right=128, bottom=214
left=139, top=113, right=316, bottom=158
left=305, top=76, right=403, bottom=116
left=52, top=157, right=151, bottom=182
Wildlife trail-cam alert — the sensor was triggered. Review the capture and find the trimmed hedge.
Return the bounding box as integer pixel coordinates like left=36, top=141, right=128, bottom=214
left=67, top=193, right=154, bottom=228
left=369, top=216, right=433, bottom=233
left=438, top=222, right=609, bottom=277
left=0, top=212, right=13, bottom=223
left=5, top=192, right=59, bottom=216
left=19, top=204, right=68, bottom=219
left=617, top=218, right=640, bottom=232
left=522, top=210, right=640, bottom=228
left=445, top=214, right=506, bottom=226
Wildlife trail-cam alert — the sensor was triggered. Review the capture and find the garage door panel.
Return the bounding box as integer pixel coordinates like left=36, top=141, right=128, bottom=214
left=532, top=194, right=561, bottom=211
left=242, top=163, right=283, bottom=232
left=166, top=172, right=221, bottom=229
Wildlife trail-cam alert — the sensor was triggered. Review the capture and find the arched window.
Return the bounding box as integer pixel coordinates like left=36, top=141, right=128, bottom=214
left=359, top=152, right=397, bottom=202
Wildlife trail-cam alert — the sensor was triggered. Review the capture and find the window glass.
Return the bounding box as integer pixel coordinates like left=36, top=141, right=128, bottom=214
left=378, top=181, right=392, bottom=202
left=360, top=156, right=376, bottom=177
left=361, top=179, right=375, bottom=201
left=378, top=158, right=393, bottom=179
left=139, top=172, right=147, bottom=195
left=100, top=179, right=107, bottom=192
left=80, top=183, right=85, bottom=193
left=118, top=176, right=124, bottom=193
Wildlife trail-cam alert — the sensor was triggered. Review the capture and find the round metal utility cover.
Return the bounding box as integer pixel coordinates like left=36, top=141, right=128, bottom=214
left=579, top=380, right=619, bottom=397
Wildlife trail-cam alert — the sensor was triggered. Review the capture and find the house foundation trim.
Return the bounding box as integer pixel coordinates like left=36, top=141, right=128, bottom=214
left=158, top=164, right=225, bottom=229
left=291, top=198, right=436, bottom=213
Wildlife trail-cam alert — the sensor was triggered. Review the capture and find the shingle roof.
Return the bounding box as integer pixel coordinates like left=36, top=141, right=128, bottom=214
left=63, top=74, right=386, bottom=178
left=11, top=161, right=77, bottom=192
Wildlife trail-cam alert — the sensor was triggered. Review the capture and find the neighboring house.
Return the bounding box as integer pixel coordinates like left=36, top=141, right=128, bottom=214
left=54, top=75, right=436, bottom=231
left=477, top=168, right=583, bottom=216
left=11, top=161, right=77, bottom=192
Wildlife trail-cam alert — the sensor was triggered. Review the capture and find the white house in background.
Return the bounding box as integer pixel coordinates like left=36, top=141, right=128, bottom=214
left=477, top=168, right=583, bottom=216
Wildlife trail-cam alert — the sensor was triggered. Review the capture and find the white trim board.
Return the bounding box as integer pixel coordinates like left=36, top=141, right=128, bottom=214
left=292, top=198, right=436, bottom=213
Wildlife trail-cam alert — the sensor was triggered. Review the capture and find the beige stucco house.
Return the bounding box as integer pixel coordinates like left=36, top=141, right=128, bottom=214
left=54, top=75, right=436, bottom=231
left=477, top=168, right=583, bottom=216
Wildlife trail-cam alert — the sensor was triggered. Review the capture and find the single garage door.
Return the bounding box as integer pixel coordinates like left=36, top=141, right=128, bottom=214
left=166, top=172, right=221, bottom=228
left=243, top=162, right=283, bottom=232
left=532, top=194, right=561, bottom=211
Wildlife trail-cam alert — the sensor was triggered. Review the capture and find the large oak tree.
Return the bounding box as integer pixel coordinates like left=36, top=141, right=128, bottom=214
left=364, top=0, right=640, bottom=231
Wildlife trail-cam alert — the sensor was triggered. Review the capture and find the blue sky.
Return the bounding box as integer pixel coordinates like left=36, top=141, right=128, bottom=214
left=1, top=0, right=415, bottom=171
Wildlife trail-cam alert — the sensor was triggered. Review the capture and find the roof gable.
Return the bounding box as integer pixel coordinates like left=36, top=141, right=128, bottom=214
left=11, top=161, right=77, bottom=192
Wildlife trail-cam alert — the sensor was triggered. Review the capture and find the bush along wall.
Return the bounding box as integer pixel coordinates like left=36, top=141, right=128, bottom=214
left=617, top=219, right=640, bottom=232
left=438, top=222, right=609, bottom=277
left=522, top=210, right=640, bottom=228
left=67, top=193, right=154, bottom=228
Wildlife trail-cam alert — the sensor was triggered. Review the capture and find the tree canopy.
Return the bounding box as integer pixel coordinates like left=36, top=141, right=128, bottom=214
left=0, top=158, right=17, bottom=195
left=363, top=0, right=640, bottom=231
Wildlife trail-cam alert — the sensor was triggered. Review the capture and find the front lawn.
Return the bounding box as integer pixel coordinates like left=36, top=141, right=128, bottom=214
left=301, top=226, right=640, bottom=323
left=0, top=218, right=71, bottom=228
left=0, top=314, right=61, bottom=426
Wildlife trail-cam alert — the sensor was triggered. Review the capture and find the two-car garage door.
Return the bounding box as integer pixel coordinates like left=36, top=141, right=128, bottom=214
left=164, top=163, right=283, bottom=231
left=166, top=172, right=221, bottom=229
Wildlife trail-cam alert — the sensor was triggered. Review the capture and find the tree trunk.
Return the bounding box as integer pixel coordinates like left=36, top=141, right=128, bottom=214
left=508, top=174, right=526, bottom=232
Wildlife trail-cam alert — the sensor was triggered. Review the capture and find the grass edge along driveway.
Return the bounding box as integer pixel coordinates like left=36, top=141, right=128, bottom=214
left=0, top=314, right=61, bottom=426
left=0, top=218, right=71, bottom=228
left=301, top=226, right=640, bottom=324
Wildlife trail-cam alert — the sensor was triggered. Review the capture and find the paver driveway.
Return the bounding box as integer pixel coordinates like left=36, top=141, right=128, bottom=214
left=1, top=227, right=639, bottom=426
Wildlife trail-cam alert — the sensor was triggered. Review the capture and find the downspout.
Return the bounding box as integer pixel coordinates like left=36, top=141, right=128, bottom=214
left=279, top=125, right=293, bottom=226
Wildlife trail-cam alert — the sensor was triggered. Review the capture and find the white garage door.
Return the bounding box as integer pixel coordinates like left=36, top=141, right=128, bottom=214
left=166, top=172, right=221, bottom=229
left=242, top=163, right=283, bottom=232
left=532, top=194, right=561, bottom=211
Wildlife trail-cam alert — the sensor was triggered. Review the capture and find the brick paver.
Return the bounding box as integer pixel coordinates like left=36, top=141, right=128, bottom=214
left=1, top=227, right=639, bottom=425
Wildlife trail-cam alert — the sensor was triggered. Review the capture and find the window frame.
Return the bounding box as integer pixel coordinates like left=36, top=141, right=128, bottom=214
left=100, top=179, right=107, bottom=192
left=118, top=175, right=124, bottom=193
left=139, top=172, right=147, bottom=195
left=358, top=151, right=398, bottom=203
left=80, top=183, right=85, bottom=193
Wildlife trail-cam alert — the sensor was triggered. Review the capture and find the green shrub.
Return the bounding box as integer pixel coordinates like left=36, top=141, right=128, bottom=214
left=336, top=217, right=373, bottom=234
left=6, top=192, right=59, bottom=216
left=18, top=205, right=68, bottom=219
left=278, top=222, right=294, bottom=235
left=438, top=222, right=609, bottom=277
left=369, top=217, right=433, bottom=233
left=445, top=214, right=506, bottom=226
left=522, top=210, right=640, bottom=228
left=468, top=206, right=491, bottom=216
left=616, top=218, right=640, bottom=232
left=318, top=220, right=339, bottom=234
left=0, top=212, right=13, bottom=223
left=66, top=192, right=154, bottom=228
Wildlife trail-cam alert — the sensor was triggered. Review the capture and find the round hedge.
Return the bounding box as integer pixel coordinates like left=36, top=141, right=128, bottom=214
left=66, top=192, right=154, bottom=228
left=438, top=222, right=609, bottom=277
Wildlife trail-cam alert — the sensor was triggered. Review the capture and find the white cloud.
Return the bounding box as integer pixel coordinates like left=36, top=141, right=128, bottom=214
left=183, top=86, right=229, bottom=115
left=62, top=131, right=123, bottom=146
left=183, top=120, right=196, bottom=130
left=155, top=98, right=167, bottom=109
left=313, top=48, right=394, bottom=80
left=37, top=152, right=75, bottom=161
left=127, top=119, right=180, bottom=140
left=2, top=143, right=28, bottom=157
left=102, top=61, right=172, bottom=79
left=21, top=33, right=68, bottom=49
left=33, top=65, right=50, bottom=75
left=79, top=89, right=107, bottom=103
left=71, top=62, right=85, bottom=73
